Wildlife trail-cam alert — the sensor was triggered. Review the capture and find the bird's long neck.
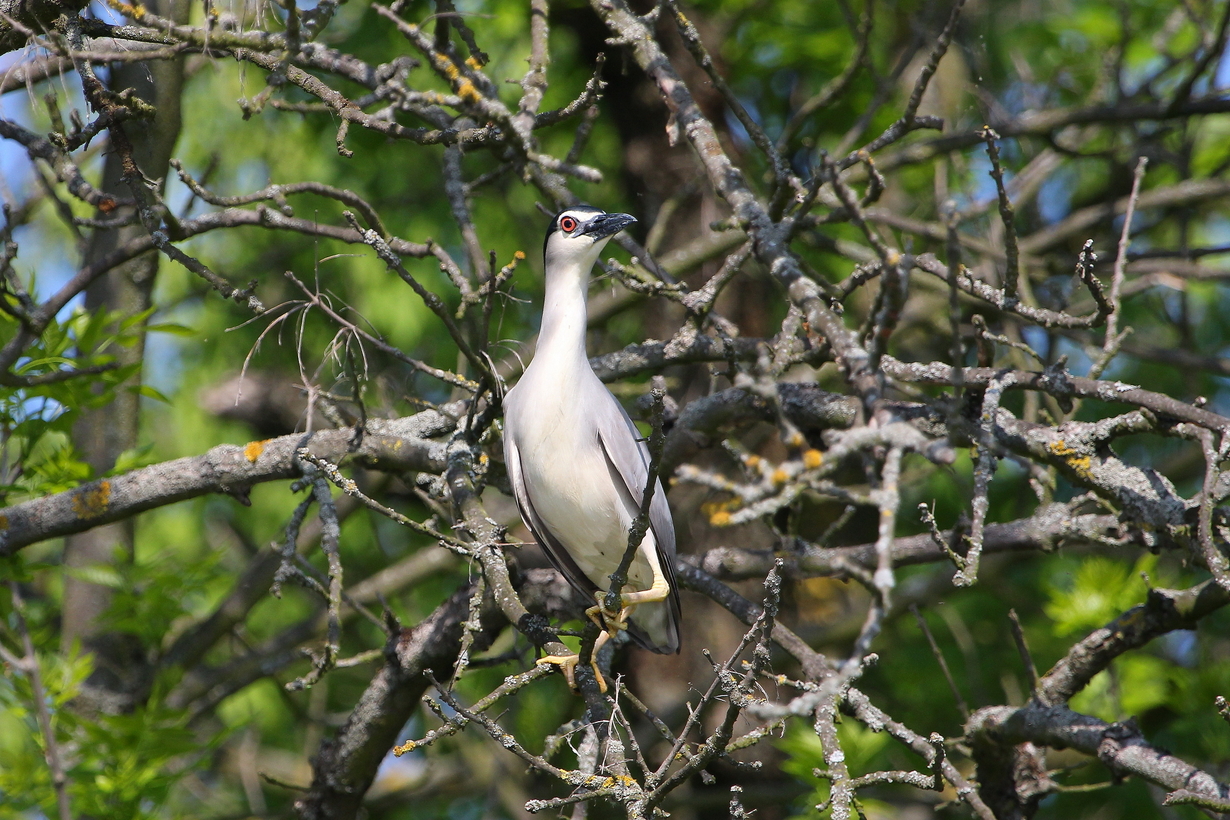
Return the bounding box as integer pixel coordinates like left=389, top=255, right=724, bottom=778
left=535, top=254, right=595, bottom=373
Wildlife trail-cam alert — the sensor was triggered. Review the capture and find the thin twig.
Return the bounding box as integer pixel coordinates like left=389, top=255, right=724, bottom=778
left=910, top=604, right=969, bottom=718
left=1007, top=608, right=1040, bottom=695
left=4, top=581, right=73, bottom=820
left=980, top=127, right=1020, bottom=303
left=1089, top=156, right=1148, bottom=380
left=605, top=381, right=669, bottom=613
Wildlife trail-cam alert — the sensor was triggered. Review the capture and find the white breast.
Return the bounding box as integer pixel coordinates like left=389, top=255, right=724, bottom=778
left=510, top=373, right=631, bottom=586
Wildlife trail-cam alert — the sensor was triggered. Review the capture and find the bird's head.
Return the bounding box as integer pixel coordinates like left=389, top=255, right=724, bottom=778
left=543, top=207, right=636, bottom=272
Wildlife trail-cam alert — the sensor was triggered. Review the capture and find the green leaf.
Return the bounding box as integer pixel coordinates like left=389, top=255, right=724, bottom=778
left=110, top=443, right=157, bottom=474
left=73, top=306, right=114, bottom=356
left=118, top=306, right=157, bottom=334
left=63, top=564, right=125, bottom=589
left=15, top=356, right=77, bottom=374
left=128, top=384, right=172, bottom=404
left=21, top=439, right=91, bottom=494
left=145, top=322, right=197, bottom=337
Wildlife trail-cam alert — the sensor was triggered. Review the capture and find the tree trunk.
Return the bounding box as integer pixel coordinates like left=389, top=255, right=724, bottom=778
left=61, top=0, right=189, bottom=711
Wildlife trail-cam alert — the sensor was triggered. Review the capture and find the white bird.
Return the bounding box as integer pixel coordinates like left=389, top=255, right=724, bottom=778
left=503, top=206, right=681, bottom=690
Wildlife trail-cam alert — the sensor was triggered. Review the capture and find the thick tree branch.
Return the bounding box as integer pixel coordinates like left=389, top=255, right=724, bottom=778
left=876, top=96, right=1230, bottom=172
left=296, top=583, right=499, bottom=820
left=0, top=410, right=455, bottom=554
left=968, top=703, right=1230, bottom=812
left=1037, top=579, right=1230, bottom=707
left=692, top=505, right=1121, bottom=581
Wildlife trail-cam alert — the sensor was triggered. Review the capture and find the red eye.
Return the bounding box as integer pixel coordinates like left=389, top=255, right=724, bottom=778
left=559, top=216, right=578, bottom=232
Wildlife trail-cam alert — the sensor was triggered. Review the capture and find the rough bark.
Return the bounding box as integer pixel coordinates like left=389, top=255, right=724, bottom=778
left=61, top=0, right=191, bottom=709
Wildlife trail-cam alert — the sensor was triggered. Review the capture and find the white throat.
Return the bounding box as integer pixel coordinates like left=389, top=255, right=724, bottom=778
left=535, top=239, right=608, bottom=372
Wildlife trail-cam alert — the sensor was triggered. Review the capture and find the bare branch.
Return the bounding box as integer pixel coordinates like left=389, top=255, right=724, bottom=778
left=0, top=410, right=456, bottom=555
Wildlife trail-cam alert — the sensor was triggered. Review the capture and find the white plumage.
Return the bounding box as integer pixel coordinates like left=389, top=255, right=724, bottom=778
left=503, top=207, right=680, bottom=665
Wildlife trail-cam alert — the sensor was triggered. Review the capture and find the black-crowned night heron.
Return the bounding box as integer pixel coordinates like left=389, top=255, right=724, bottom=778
left=503, top=206, right=681, bottom=691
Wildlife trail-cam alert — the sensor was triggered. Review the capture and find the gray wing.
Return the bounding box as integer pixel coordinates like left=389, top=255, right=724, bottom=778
left=594, top=394, right=682, bottom=654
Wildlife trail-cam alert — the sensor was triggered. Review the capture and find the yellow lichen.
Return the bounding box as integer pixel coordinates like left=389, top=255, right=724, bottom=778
left=514, top=250, right=526, bottom=260
left=72, top=481, right=111, bottom=519
left=1067, top=456, right=1093, bottom=479
left=703, top=497, right=741, bottom=521
left=745, top=454, right=762, bottom=469
left=1047, top=439, right=1076, bottom=456
left=465, top=55, right=485, bottom=69
left=243, top=440, right=270, bottom=463
left=393, top=740, right=416, bottom=755
left=456, top=79, right=481, bottom=103
left=771, top=468, right=788, bottom=485
left=786, top=431, right=805, bottom=448
left=1047, top=439, right=1092, bottom=479
left=803, top=449, right=823, bottom=469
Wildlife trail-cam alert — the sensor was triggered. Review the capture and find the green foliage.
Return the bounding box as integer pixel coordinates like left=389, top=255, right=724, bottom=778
left=0, top=303, right=163, bottom=501
left=105, top=544, right=225, bottom=647
left=1071, top=653, right=1177, bottom=722
left=1043, top=553, right=1160, bottom=637
left=0, top=647, right=91, bottom=817
left=1, top=0, right=1229, bottom=816
left=70, top=706, right=205, bottom=819
left=778, top=717, right=892, bottom=818
left=0, top=624, right=218, bottom=819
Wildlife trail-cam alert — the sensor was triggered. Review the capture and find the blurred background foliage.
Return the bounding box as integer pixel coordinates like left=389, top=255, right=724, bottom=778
left=1, top=0, right=1229, bottom=817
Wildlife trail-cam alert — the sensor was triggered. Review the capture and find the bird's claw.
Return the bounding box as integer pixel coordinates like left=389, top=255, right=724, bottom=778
left=537, top=592, right=645, bottom=695
left=588, top=593, right=631, bottom=635
left=536, top=653, right=608, bottom=694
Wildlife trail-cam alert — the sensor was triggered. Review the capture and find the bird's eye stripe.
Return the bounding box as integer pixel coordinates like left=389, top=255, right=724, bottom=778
left=560, top=216, right=577, bottom=232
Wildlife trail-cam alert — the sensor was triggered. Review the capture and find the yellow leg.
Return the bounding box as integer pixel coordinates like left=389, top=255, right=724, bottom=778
left=536, top=652, right=608, bottom=693
left=541, top=563, right=672, bottom=695
left=616, top=572, right=672, bottom=609
left=591, top=624, right=614, bottom=656
left=590, top=563, right=673, bottom=633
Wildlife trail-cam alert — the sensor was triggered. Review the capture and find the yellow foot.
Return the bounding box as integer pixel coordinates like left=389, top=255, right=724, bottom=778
left=536, top=653, right=607, bottom=694
left=587, top=593, right=632, bottom=637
